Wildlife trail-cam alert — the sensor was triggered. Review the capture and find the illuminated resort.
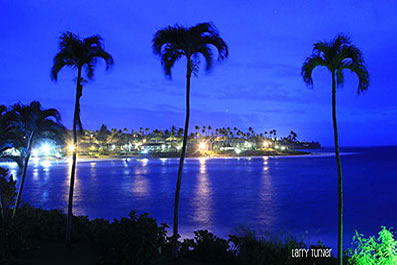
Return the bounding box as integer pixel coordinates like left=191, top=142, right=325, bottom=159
left=5, top=125, right=320, bottom=159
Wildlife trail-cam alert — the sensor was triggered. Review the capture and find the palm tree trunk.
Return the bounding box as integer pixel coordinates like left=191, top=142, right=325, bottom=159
left=332, top=73, right=344, bottom=265
left=66, top=67, right=82, bottom=247
left=12, top=132, right=33, bottom=219
left=172, top=59, right=192, bottom=259
left=0, top=186, right=4, bottom=220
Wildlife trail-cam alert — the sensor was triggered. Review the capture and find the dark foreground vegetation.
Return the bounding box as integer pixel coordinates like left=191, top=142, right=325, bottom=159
left=1, top=204, right=338, bottom=265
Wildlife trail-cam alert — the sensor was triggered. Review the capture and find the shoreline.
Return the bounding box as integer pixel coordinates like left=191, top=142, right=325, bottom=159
left=74, top=150, right=311, bottom=161
left=0, top=150, right=361, bottom=164
left=0, top=150, right=312, bottom=164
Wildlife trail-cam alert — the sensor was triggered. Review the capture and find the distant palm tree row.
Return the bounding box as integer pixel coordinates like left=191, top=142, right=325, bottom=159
left=93, top=123, right=295, bottom=142
left=1, top=21, right=369, bottom=264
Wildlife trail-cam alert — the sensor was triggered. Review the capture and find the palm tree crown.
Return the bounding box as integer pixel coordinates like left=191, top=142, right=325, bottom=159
left=51, top=32, right=114, bottom=81
left=9, top=101, right=65, bottom=144
left=152, top=22, right=228, bottom=77
left=301, top=34, right=369, bottom=93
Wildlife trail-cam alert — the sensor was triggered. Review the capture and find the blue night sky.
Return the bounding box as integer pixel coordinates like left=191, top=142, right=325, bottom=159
left=1, top=0, right=396, bottom=146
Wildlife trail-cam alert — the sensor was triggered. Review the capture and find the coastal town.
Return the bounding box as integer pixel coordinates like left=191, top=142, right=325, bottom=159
left=12, top=125, right=320, bottom=159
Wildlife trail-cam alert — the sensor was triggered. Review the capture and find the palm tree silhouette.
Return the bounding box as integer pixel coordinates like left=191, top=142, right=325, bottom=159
left=0, top=105, right=19, bottom=154
left=51, top=32, right=113, bottom=246
left=8, top=101, right=65, bottom=218
left=207, top=125, right=212, bottom=136
left=302, top=34, right=369, bottom=265
left=153, top=22, right=228, bottom=258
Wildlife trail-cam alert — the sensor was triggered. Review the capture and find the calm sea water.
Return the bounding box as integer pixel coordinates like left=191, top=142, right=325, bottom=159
left=2, top=146, right=397, bottom=251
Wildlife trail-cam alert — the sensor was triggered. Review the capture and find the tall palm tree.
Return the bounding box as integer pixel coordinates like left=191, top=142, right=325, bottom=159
left=9, top=101, right=65, bottom=218
left=51, top=32, right=113, bottom=246
left=153, top=22, right=228, bottom=258
left=301, top=34, right=369, bottom=265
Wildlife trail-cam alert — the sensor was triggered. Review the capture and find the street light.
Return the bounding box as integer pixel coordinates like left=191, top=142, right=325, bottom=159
left=199, top=142, right=207, bottom=151
left=68, top=144, right=76, bottom=152
left=263, top=141, right=271, bottom=148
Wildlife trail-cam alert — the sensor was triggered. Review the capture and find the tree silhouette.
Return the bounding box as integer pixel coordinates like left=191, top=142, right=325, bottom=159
left=153, top=22, right=228, bottom=258
left=302, top=34, right=369, bottom=265
left=51, top=31, right=113, bottom=246
left=8, top=101, right=65, bottom=218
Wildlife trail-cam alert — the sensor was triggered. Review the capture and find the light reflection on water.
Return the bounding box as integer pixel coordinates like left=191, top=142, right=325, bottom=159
left=192, top=158, right=213, bottom=227
left=257, top=157, right=274, bottom=228
left=131, top=159, right=150, bottom=198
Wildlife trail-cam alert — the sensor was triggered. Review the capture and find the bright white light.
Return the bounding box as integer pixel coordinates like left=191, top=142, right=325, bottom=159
left=244, top=142, right=252, bottom=148
left=199, top=142, right=207, bottom=151
left=68, top=144, right=75, bottom=152
left=281, top=146, right=286, bottom=150
left=40, top=143, right=52, bottom=156
left=263, top=141, right=271, bottom=148
left=161, top=144, right=166, bottom=150
left=141, top=158, right=149, bottom=167
left=31, top=149, right=39, bottom=157
left=40, top=160, right=51, bottom=168
left=235, top=148, right=241, bottom=154
left=141, top=149, right=148, bottom=154
left=8, top=162, right=18, bottom=169
left=275, top=145, right=279, bottom=149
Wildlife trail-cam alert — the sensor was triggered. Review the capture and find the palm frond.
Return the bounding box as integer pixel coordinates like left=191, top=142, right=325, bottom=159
left=152, top=25, right=186, bottom=55
left=86, top=61, right=95, bottom=79
left=336, top=69, right=344, bottom=87
left=52, top=31, right=113, bottom=81
left=88, top=48, right=114, bottom=71
left=153, top=22, right=228, bottom=77
left=337, top=44, right=364, bottom=66
left=51, top=50, right=78, bottom=81
left=161, top=46, right=184, bottom=78
left=301, top=55, right=326, bottom=86
left=313, top=41, right=329, bottom=55
left=201, top=35, right=228, bottom=61
left=341, top=62, right=369, bottom=94
left=195, top=45, right=213, bottom=72
left=303, top=33, right=369, bottom=94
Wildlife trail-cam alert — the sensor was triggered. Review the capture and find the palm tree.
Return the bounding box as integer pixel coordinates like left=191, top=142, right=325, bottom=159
left=51, top=32, right=113, bottom=246
left=9, top=101, right=65, bottom=218
left=153, top=22, right=228, bottom=258
left=302, top=34, right=369, bottom=265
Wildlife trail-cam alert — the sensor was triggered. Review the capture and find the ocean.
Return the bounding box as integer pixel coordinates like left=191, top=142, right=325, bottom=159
left=2, top=146, right=396, bottom=251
